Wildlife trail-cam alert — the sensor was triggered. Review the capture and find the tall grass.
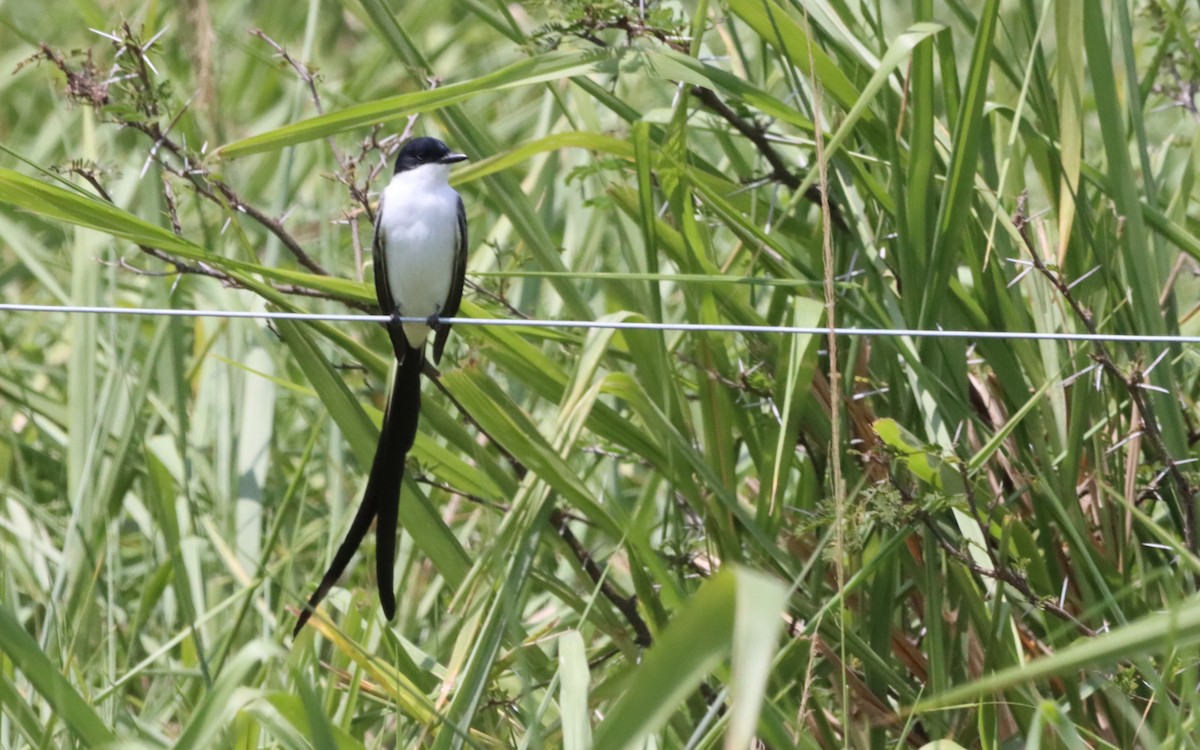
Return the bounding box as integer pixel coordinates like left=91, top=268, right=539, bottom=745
left=2, top=0, right=1200, bottom=747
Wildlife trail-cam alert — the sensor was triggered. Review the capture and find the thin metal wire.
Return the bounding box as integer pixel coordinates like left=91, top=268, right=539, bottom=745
left=0, top=302, right=1196, bottom=344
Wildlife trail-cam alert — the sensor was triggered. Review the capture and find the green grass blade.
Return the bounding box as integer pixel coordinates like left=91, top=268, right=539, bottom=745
left=0, top=603, right=116, bottom=746
left=559, top=630, right=593, bottom=750
left=217, top=50, right=627, bottom=158
left=916, top=595, right=1200, bottom=712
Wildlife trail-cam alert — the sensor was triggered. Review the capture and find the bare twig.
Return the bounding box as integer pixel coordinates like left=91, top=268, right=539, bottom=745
left=550, top=507, right=653, bottom=647
left=690, top=86, right=845, bottom=229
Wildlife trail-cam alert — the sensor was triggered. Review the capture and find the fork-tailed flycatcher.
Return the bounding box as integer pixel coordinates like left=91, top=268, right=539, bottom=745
left=294, top=136, right=468, bottom=635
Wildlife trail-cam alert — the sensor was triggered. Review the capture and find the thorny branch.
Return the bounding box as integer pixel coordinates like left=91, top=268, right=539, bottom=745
left=872, top=455, right=1099, bottom=636
left=251, top=29, right=402, bottom=218
left=61, top=162, right=236, bottom=285
left=33, top=32, right=327, bottom=270
left=922, top=501, right=1097, bottom=638
left=1012, top=198, right=1198, bottom=554
left=29, top=27, right=383, bottom=310
left=251, top=27, right=425, bottom=273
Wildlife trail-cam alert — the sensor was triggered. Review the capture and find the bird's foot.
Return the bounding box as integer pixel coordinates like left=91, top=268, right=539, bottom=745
left=426, top=313, right=441, bottom=327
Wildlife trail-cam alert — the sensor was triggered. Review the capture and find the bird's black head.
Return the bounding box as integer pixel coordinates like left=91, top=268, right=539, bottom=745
left=393, top=137, right=468, bottom=174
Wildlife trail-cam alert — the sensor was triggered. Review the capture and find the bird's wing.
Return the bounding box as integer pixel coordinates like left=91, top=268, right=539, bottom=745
left=372, top=192, right=409, bottom=359
left=372, top=194, right=394, bottom=313
left=432, top=195, right=467, bottom=364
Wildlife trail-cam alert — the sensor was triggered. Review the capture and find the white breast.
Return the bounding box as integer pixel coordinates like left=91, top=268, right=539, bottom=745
left=377, top=164, right=461, bottom=348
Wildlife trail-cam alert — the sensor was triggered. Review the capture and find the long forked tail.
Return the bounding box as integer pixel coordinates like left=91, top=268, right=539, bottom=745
left=293, top=346, right=423, bottom=635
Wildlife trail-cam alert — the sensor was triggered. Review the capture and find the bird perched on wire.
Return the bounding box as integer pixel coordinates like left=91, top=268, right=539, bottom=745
left=294, top=136, right=468, bottom=635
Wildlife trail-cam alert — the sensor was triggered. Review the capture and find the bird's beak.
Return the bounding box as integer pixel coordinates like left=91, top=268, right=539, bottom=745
left=441, top=153, right=469, bottom=164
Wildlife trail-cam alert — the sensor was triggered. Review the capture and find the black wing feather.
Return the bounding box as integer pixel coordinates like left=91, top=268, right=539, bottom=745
left=372, top=194, right=409, bottom=359
left=432, top=196, right=467, bottom=364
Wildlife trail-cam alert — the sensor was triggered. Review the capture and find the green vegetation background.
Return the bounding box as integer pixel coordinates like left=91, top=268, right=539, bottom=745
left=2, top=0, right=1200, bottom=747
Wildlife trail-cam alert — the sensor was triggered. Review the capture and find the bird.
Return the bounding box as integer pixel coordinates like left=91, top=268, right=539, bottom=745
left=294, top=136, right=468, bottom=636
